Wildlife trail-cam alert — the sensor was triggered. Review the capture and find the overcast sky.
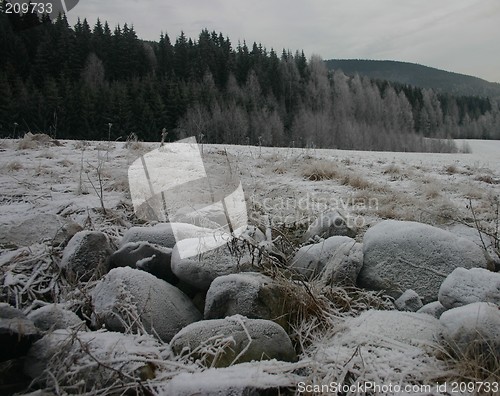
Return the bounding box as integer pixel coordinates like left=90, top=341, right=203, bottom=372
left=67, top=0, right=500, bottom=83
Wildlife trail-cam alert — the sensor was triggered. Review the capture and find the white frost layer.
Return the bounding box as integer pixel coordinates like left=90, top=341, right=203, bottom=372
left=304, top=310, right=449, bottom=393
left=24, top=329, right=171, bottom=386
left=438, top=267, right=500, bottom=309
left=92, top=267, right=201, bottom=342
left=120, top=222, right=215, bottom=248
left=440, top=302, right=500, bottom=352
left=291, top=235, right=354, bottom=278
left=157, top=360, right=301, bottom=396
left=359, top=220, right=487, bottom=303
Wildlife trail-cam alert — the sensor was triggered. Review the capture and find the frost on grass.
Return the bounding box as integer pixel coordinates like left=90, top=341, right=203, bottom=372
left=25, top=329, right=189, bottom=395
left=300, top=310, right=452, bottom=393
left=1, top=243, right=64, bottom=309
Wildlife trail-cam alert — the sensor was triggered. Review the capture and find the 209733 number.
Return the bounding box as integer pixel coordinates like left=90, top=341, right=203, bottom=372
left=450, top=381, right=499, bottom=394
left=3, top=2, right=53, bottom=14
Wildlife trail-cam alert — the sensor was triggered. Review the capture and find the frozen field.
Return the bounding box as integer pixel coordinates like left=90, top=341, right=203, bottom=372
left=1, top=137, right=499, bottom=235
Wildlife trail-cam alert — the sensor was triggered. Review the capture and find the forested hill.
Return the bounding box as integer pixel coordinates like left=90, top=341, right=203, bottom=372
left=325, top=59, right=500, bottom=99
left=1, top=10, right=500, bottom=151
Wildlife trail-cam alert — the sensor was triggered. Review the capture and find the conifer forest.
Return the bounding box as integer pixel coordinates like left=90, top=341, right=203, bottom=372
left=1, top=10, right=499, bottom=151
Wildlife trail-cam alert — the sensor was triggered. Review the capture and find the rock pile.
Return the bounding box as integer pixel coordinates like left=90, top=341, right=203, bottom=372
left=2, top=216, right=497, bottom=394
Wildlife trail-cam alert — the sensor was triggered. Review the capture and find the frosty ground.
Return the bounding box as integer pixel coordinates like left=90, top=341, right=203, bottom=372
left=1, top=136, right=499, bottom=395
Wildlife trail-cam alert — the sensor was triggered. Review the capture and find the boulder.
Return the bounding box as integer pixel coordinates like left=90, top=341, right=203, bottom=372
left=108, top=241, right=178, bottom=284
left=59, top=231, right=115, bottom=281
left=27, top=304, right=86, bottom=332
left=120, top=222, right=213, bottom=248
left=290, top=236, right=355, bottom=279
left=440, top=302, right=500, bottom=357
left=24, top=330, right=171, bottom=390
left=338, top=309, right=443, bottom=347
left=0, top=303, right=39, bottom=361
left=320, top=241, right=363, bottom=286
left=394, top=289, right=423, bottom=312
left=438, top=267, right=500, bottom=309
left=170, top=315, right=297, bottom=367
left=316, top=309, right=446, bottom=389
left=238, top=225, right=267, bottom=246
left=417, top=301, right=447, bottom=319
left=171, top=237, right=255, bottom=290
left=0, top=214, right=82, bottom=248
left=302, top=210, right=356, bottom=241
left=91, top=267, right=201, bottom=342
left=358, top=220, right=487, bottom=303
left=173, top=204, right=228, bottom=229
left=204, top=272, right=290, bottom=330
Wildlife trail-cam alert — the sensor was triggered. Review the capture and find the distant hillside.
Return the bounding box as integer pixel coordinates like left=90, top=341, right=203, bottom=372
left=325, top=59, right=500, bottom=99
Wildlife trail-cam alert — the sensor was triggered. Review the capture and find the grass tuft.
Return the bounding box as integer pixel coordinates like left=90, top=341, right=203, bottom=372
left=6, top=160, right=23, bottom=171
left=301, top=159, right=341, bottom=181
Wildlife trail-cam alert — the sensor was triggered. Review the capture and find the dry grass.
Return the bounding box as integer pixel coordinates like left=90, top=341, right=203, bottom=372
left=17, top=136, right=38, bottom=150
left=301, top=159, right=375, bottom=191
left=74, top=140, right=90, bottom=150
left=0, top=139, right=10, bottom=150
left=436, top=337, right=500, bottom=386
left=124, top=132, right=146, bottom=152
left=340, top=173, right=371, bottom=190
left=127, top=141, right=145, bottom=151
left=382, top=163, right=401, bottom=175
left=424, top=182, right=441, bottom=199
left=445, top=164, right=459, bottom=174
left=258, top=256, right=394, bottom=354
left=37, top=150, right=54, bottom=159
left=301, top=160, right=341, bottom=181
left=57, top=159, right=73, bottom=167
left=6, top=160, right=23, bottom=171
left=109, top=177, right=130, bottom=193
left=463, top=185, right=485, bottom=200
left=273, top=163, right=288, bottom=174
left=263, top=153, right=282, bottom=163
left=476, top=175, right=497, bottom=184
left=17, top=133, right=55, bottom=150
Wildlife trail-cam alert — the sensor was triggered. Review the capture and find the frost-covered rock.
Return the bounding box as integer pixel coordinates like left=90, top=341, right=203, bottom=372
left=0, top=303, right=39, bottom=361
left=438, top=267, right=500, bottom=309
left=59, top=230, right=115, bottom=281
left=24, top=330, right=171, bottom=390
left=170, top=315, right=297, bottom=367
left=120, top=222, right=213, bottom=248
left=174, top=204, right=229, bottom=229
left=358, top=220, right=487, bottom=303
left=204, top=272, right=289, bottom=330
left=27, top=304, right=86, bottom=332
left=302, top=210, right=356, bottom=241
left=0, top=214, right=82, bottom=248
left=394, top=289, right=423, bottom=312
left=339, top=309, right=443, bottom=346
left=171, top=237, right=255, bottom=290
left=157, top=361, right=299, bottom=396
left=238, top=225, right=267, bottom=245
left=417, top=301, right=447, bottom=318
left=92, top=267, right=201, bottom=342
left=320, top=241, right=363, bottom=286
left=290, top=236, right=355, bottom=279
left=108, top=241, right=178, bottom=284
left=440, top=302, right=500, bottom=356
left=314, top=309, right=447, bottom=390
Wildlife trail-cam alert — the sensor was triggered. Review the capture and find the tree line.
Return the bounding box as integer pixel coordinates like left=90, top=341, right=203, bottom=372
left=1, top=10, right=499, bottom=151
